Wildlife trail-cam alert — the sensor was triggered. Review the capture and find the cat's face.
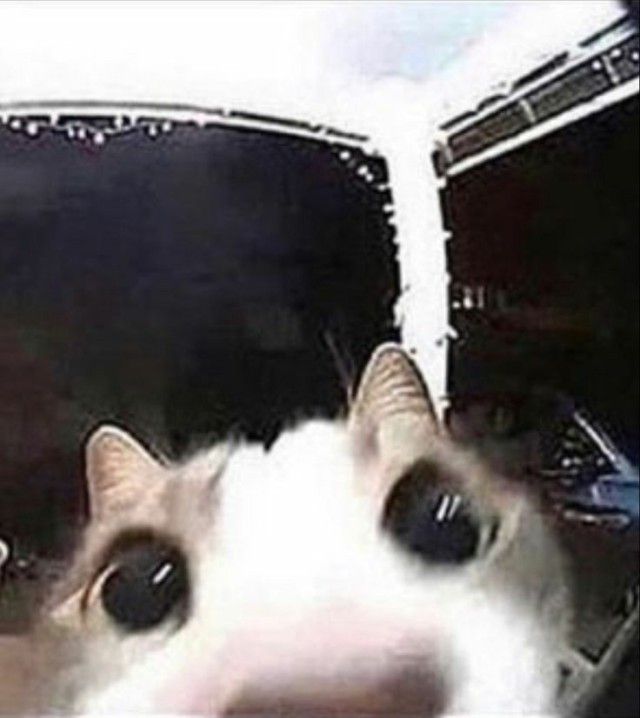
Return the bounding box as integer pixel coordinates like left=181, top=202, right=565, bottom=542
left=37, top=345, right=569, bottom=716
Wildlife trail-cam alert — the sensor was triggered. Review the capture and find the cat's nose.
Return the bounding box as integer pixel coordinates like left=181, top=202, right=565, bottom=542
left=171, top=604, right=447, bottom=716
left=221, top=664, right=446, bottom=717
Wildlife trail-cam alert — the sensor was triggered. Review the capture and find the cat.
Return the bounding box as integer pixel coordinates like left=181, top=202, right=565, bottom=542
left=1, top=343, right=571, bottom=716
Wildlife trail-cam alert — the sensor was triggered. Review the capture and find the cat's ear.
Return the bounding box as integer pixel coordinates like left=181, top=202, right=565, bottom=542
left=349, top=344, right=439, bottom=470
left=85, top=425, right=162, bottom=519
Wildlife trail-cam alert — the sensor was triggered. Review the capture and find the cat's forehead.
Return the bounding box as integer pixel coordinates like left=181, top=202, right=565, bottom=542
left=212, top=422, right=366, bottom=549
left=227, top=421, right=354, bottom=489
left=165, top=421, right=353, bottom=521
left=144, top=419, right=515, bottom=537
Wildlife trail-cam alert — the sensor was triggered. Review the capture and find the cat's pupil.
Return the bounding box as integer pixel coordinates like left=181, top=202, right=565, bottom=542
left=397, top=491, right=479, bottom=563
left=383, top=467, right=481, bottom=564
left=100, top=541, right=189, bottom=632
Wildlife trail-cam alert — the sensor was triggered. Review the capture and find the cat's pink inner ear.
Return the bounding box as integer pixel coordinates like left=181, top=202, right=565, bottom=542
left=349, top=344, right=439, bottom=470
left=85, top=425, right=161, bottom=518
left=350, top=344, right=439, bottom=432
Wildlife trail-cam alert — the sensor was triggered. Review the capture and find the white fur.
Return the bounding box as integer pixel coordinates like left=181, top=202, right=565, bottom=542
left=76, top=420, right=560, bottom=717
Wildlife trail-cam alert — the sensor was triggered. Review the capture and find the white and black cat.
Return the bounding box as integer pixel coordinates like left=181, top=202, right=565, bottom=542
left=1, top=344, right=571, bottom=716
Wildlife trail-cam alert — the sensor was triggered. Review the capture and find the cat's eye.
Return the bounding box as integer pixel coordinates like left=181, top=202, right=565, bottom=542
left=98, top=539, right=190, bottom=632
left=382, top=464, right=487, bottom=565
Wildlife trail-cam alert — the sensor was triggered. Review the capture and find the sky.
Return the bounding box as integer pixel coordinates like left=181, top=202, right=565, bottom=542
left=0, top=1, right=626, bottom=131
